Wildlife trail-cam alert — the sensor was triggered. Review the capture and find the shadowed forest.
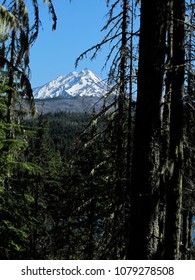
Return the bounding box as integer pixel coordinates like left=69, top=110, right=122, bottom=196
left=0, top=0, right=195, bottom=260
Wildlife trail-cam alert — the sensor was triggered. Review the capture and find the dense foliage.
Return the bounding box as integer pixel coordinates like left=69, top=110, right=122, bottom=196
left=0, top=0, right=195, bottom=260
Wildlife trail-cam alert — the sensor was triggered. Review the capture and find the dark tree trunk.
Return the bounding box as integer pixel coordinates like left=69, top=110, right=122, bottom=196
left=181, top=210, right=193, bottom=259
left=125, top=0, right=135, bottom=257
left=158, top=0, right=174, bottom=259
left=164, top=0, right=185, bottom=260
left=114, top=0, right=129, bottom=258
left=128, top=0, right=166, bottom=259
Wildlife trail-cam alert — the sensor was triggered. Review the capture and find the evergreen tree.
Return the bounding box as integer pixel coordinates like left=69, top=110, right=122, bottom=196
left=0, top=0, right=57, bottom=259
left=164, top=0, right=185, bottom=260
left=76, top=0, right=137, bottom=259
left=179, top=0, right=195, bottom=260
left=0, top=0, right=194, bottom=261
left=128, top=0, right=167, bottom=259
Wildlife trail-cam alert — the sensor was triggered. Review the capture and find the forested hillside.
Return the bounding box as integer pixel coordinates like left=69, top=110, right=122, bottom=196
left=0, top=0, right=195, bottom=260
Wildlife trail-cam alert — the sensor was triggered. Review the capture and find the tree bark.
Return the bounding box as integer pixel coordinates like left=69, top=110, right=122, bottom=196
left=128, top=0, right=166, bottom=259
left=164, top=0, right=185, bottom=260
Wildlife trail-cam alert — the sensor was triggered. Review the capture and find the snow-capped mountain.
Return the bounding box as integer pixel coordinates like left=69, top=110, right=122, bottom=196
left=33, top=69, right=109, bottom=99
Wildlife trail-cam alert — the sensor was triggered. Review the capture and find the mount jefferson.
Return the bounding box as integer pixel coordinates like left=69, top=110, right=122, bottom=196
left=33, top=69, right=109, bottom=99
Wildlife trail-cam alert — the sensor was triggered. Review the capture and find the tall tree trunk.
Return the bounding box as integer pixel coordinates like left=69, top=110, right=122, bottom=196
left=164, top=0, right=185, bottom=260
left=158, top=0, right=174, bottom=259
left=125, top=0, right=135, bottom=258
left=128, top=0, right=166, bottom=259
left=114, top=0, right=129, bottom=258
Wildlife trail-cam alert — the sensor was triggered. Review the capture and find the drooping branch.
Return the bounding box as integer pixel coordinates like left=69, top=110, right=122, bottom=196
left=0, top=0, right=58, bottom=109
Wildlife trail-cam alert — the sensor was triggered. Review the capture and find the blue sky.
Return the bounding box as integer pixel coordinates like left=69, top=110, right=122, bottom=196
left=30, top=0, right=111, bottom=88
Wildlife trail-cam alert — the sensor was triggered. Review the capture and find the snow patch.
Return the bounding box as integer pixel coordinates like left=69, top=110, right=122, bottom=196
left=33, top=69, right=109, bottom=99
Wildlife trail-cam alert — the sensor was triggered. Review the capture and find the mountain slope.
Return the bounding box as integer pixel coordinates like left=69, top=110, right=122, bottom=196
left=34, top=96, right=107, bottom=114
left=33, top=69, right=109, bottom=99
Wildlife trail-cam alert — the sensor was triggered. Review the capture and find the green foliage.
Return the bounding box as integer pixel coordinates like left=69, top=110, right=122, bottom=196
left=0, top=0, right=195, bottom=261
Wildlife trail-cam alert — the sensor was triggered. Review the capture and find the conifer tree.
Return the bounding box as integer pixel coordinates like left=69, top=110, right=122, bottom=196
left=76, top=0, right=137, bottom=259
left=128, top=0, right=167, bottom=259
left=0, top=0, right=57, bottom=259
left=164, top=0, right=185, bottom=260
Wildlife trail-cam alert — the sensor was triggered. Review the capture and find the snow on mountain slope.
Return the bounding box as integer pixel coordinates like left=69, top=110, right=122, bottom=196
left=33, top=69, right=109, bottom=99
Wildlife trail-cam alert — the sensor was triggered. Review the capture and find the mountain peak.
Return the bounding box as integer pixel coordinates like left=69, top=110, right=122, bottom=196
left=33, top=70, right=108, bottom=99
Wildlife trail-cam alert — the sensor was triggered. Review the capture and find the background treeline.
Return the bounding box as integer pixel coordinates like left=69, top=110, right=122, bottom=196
left=0, top=0, right=195, bottom=260
left=0, top=104, right=194, bottom=259
left=0, top=111, right=93, bottom=259
left=0, top=109, right=133, bottom=259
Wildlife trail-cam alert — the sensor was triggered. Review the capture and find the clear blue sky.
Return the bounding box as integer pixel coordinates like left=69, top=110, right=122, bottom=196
left=30, top=0, right=111, bottom=88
